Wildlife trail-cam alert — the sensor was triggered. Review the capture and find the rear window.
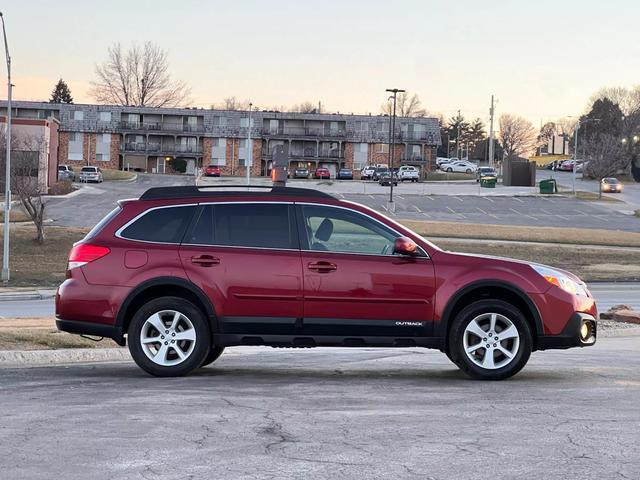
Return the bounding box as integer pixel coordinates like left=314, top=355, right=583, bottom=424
left=82, top=167, right=97, bottom=172
left=186, top=203, right=295, bottom=249
left=84, top=206, right=122, bottom=241
left=120, top=205, right=196, bottom=243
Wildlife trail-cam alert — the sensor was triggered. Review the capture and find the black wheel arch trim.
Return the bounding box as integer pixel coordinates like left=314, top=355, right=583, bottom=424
left=436, top=280, right=544, bottom=340
left=115, top=276, right=218, bottom=335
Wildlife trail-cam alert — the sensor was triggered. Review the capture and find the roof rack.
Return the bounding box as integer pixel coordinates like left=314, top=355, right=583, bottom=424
left=139, top=185, right=335, bottom=201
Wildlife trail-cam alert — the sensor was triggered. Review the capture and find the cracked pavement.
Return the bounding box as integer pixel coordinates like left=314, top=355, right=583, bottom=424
left=0, top=335, right=639, bottom=479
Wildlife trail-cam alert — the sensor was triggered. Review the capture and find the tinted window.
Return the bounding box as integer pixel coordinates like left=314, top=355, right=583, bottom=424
left=85, top=206, right=122, bottom=240
left=301, top=205, right=399, bottom=255
left=188, top=203, right=295, bottom=249
left=120, top=206, right=196, bottom=243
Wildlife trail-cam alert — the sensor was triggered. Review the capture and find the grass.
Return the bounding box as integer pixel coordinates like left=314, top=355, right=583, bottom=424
left=102, top=169, right=136, bottom=181
left=570, top=190, right=622, bottom=202
left=399, top=219, right=640, bottom=248
left=635, top=209, right=640, bottom=218
left=0, top=318, right=118, bottom=350
left=435, top=239, right=640, bottom=282
left=425, top=171, right=475, bottom=181
left=0, top=209, right=31, bottom=223
left=0, top=225, right=87, bottom=286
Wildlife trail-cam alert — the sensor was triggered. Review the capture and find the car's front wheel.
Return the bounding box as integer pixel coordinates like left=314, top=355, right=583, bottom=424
left=448, top=299, right=532, bottom=380
left=447, top=168, right=453, bottom=172
left=128, top=296, right=211, bottom=377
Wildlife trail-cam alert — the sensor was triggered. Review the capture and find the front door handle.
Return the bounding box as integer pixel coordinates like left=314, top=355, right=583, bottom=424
left=307, top=261, right=337, bottom=272
left=191, top=255, right=220, bottom=267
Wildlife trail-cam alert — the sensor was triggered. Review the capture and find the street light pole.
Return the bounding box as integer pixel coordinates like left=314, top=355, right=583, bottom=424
left=572, top=120, right=580, bottom=195
left=246, top=102, right=252, bottom=186
left=386, top=88, right=404, bottom=208
left=1, top=12, right=11, bottom=283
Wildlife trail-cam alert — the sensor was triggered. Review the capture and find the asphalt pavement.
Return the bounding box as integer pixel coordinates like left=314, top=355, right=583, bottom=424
left=0, top=336, right=639, bottom=479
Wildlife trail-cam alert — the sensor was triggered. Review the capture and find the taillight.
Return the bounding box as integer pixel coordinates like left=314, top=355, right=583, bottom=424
left=68, top=243, right=111, bottom=270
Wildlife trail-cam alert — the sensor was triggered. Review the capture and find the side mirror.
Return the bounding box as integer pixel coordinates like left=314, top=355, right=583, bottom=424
left=393, top=236, right=418, bottom=256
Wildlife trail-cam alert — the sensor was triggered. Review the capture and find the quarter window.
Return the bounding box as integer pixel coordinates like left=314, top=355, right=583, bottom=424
left=120, top=206, right=196, bottom=243
left=301, top=205, right=399, bottom=255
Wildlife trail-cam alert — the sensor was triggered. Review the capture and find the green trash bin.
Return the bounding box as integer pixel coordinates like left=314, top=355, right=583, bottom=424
left=480, top=177, right=497, bottom=188
left=539, top=178, right=557, bottom=194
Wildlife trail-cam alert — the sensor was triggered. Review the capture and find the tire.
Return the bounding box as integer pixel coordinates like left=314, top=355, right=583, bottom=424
left=466, top=169, right=472, bottom=174
left=128, top=296, right=211, bottom=377
left=447, top=168, right=453, bottom=172
left=200, top=346, right=225, bottom=367
left=448, top=299, right=532, bottom=380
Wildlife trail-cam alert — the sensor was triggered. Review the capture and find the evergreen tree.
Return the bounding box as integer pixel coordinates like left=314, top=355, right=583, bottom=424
left=50, top=79, right=74, bottom=103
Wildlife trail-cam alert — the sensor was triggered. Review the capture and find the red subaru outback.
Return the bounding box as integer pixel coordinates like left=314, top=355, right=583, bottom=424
left=56, top=186, right=597, bottom=379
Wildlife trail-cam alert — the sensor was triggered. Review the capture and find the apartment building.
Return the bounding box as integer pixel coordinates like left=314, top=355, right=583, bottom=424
left=0, top=101, right=441, bottom=179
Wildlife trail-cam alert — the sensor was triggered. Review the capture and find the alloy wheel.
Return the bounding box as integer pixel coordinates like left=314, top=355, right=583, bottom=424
left=463, top=313, right=520, bottom=370
left=140, top=310, right=197, bottom=366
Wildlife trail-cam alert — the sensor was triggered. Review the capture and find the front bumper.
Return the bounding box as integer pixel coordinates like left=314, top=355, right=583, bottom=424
left=536, top=312, right=597, bottom=350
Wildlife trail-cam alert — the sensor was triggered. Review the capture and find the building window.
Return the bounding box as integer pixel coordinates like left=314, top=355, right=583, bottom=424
left=238, top=158, right=246, bottom=167
left=240, top=117, right=254, bottom=128
left=212, top=116, right=228, bottom=127
left=73, top=110, right=84, bottom=121
left=97, top=133, right=111, bottom=143
left=212, top=138, right=225, bottom=147
left=99, top=112, right=111, bottom=122
left=96, top=153, right=110, bottom=162
left=211, top=157, right=226, bottom=166
left=376, top=144, right=389, bottom=154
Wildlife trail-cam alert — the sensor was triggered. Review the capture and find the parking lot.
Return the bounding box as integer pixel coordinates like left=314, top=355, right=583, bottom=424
left=1, top=335, right=639, bottom=480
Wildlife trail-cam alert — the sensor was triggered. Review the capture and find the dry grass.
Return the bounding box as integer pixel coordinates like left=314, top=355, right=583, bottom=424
left=102, top=169, right=136, bottom=181
left=0, top=225, right=88, bottom=286
left=436, top=239, right=640, bottom=282
left=0, top=318, right=118, bottom=350
left=399, top=219, right=640, bottom=248
left=426, top=171, right=475, bottom=181
left=571, top=190, right=622, bottom=202
left=0, top=209, right=31, bottom=223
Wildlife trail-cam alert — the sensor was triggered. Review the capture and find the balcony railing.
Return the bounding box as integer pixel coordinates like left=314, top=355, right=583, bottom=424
left=119, top=121, right=205, bottom=133
left=121, top=143, right=203, bottom=155
left=261, top=127, right=346, bottom=138
left=263, top=150, right=343, bottom=160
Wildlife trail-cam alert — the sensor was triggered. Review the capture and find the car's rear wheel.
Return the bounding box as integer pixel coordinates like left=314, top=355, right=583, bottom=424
left=448, top=299, right=532, bottom=380
left=447, top=167, right=453, bottom=172
left=200, top=346, right=225, bottom=367
left=128, top=296, right=211, bottom=377
left=466, top=169, right=472, bottom=174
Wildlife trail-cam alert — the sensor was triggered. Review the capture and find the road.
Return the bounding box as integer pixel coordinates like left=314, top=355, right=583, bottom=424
left=1, top=283, right=637, bottom=319
left=0, top=336, right=639, bottom=479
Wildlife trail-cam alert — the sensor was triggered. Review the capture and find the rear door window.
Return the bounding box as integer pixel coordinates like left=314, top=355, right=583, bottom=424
left=119, top=205, right=196, bottom=243
left=186, top=203, right=296, bottom=249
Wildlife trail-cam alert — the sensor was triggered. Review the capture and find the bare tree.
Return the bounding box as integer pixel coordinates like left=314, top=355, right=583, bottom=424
left=381, top=92, right=427, bottom=117
left=289, top=101, right=317, bottom=113
left=90, top=42, right=191, bottom=107
left=556, top=117, right=578, bottom=137
left=583, top=134, right=630, bottom=198
left=0, top=133, right=48, bottom=243
left=213, top=97, right=251, bottom=111
left=499, top=114, right=537, bottom=160
left=589, top=86, right=640, bottom=116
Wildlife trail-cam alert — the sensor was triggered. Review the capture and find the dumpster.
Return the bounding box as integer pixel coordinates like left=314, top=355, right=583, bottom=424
left=480, top=177, right=497, bottom=188
left=539, top=178, right=557, bottom=194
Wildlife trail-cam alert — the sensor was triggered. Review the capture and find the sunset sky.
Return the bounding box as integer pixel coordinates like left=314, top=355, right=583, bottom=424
left=2, top=0, right=639, bottom=127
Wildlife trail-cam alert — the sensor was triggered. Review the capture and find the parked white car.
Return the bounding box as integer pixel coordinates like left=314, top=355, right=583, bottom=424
left=443, top=160, right=478, bottom=174
left=398, top=165, right=419, bottom=182
left=360, top=165, right=376, bottom=180
left=79, top=166, right=104, bottom=183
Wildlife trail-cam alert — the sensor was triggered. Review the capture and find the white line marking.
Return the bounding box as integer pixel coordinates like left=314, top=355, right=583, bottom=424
left=413, top=205, right=422, bottom=213
left=513, top=197, right=524, bottom=203
left=483, top=197, right=495, bottom=202
left=446, top=206, right=456, bottom=214
left=452, top=196, right=464, bottom=202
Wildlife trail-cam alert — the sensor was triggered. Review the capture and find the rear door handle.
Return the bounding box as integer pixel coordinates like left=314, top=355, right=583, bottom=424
left=307, top=261, right=337, bottom=272
left=191, top=255, right=220, bottom=267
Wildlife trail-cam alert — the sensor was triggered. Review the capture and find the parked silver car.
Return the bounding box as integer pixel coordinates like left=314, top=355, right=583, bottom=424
left=58, top=165, right=76, bottom=181
left=79, top=166, right=104, bottom=183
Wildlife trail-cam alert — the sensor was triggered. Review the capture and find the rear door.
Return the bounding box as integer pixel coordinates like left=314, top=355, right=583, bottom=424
left=297, top=203, right=436, bottom=338
left=179, top=202, right=303, bottom=336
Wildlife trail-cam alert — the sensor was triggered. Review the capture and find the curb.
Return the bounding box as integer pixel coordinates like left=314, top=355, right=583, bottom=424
left=0, top=289, right=57, bottom=302
left=600, top=326, right=640, bottom=338
left=0, top=347, right=131, bottom=367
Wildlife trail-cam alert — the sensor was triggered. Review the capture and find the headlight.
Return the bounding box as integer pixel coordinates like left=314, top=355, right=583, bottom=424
left=531, top=265, right=588, bottom=296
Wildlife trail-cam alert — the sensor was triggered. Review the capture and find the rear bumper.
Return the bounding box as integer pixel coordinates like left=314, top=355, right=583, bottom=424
left=536, top=312, right=597, bottom=350
left=56, top=318, right=126, bottom=346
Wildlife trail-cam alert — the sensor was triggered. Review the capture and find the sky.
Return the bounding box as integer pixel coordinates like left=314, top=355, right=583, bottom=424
left=2, top=0, right=640, bottom=128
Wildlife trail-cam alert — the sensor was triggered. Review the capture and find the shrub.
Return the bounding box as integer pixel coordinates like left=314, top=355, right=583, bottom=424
left=49, top=180, right=74, bottom=195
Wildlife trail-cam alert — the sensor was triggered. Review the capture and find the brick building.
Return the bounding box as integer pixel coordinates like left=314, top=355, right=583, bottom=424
left=0, top=101, right=441, bottom=179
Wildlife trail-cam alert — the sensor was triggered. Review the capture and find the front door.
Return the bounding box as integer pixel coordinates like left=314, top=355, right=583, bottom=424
left=297, top=204, right=436, bottom=338
left=179, top=202, right=303, bottom=336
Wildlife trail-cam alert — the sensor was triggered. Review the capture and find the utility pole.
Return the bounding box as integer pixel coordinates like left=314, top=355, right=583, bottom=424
left=386, top=88, right=404, bottom=209
left=488, top=95, right=495, bottom=168
left=1, top=12, right=11, bottom=283
left=572, top=120, right=580, bottom=195
left=246, top=102, right=252, bottom=186
left=456, top=109, right=461, bottom=159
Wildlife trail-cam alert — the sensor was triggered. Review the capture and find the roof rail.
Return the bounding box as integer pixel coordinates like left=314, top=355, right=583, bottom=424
left=139, top=185, right=335, bottom=201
